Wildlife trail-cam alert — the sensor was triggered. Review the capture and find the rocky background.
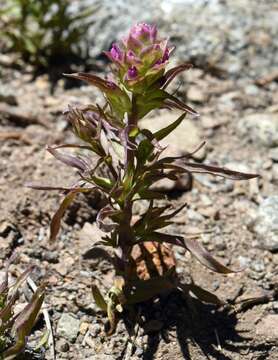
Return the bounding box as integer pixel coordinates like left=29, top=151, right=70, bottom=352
left=1, top=0, right=278, bottom=359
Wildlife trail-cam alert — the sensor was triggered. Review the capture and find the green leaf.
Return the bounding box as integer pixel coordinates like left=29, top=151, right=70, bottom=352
left=34, top=329, right=50, bottom=351
left=92, top=285, right=107, bottom=312
left=106, top=302, right=118, bottom=336
left=154, top=113, right=186, bottom=141
left=91, top=176, right=114, bottom=190
left=49, top=190, right=78, bottom=243
left=64, top=72, right=131, bottom=120
left=0, top=267, right=32, bottom=328
left=23, top=37, right=36, bottom=54
left=136, top=89, right=168, bottom=119
left=136, top=189, right=166, bottom=201
left=136, top=138, right=154, bottom=166
left=3, top=286, right=45, bottom=360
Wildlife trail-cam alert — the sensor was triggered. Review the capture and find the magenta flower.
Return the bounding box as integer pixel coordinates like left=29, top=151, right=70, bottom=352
left=106, top=43, right=123, bottom=64
left=126, top=66, right=138, bottom=80
left=129, top=23, right=157, bottom=43
left=105, top=23, right=173, bottom=92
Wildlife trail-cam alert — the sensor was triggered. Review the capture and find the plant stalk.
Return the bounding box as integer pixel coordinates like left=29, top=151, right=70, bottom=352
left=116, top=95, right=138, bottom=281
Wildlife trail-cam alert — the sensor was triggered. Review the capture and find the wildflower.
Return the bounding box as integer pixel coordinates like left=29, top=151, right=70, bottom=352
left=105, top=23, right=173, bottom=92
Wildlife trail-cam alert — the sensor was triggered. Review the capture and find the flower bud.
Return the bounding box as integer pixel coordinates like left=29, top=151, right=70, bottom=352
left=105, top=23, right=173, bottom=92
left=65, top=105, right=99, bottom=143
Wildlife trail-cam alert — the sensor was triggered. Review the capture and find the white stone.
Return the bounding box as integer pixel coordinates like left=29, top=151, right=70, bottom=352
left=57, top=313, right=80, bottom=342
left=253, top=196, right=278, bottom=251
left=238, top=113, right=278, bottom=147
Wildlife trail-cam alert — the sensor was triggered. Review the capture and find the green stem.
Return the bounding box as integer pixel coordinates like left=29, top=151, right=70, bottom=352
left=126, top=95, right=137, bottom=166
left=116, top=95, right=138, bottom=279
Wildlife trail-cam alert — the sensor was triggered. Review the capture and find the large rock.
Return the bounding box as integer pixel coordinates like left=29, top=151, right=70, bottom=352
left=238, top=113, right=278, bottom=147
left=85, top=0, right=278, bottom=80
left=253, top=196, right=278, bottom=251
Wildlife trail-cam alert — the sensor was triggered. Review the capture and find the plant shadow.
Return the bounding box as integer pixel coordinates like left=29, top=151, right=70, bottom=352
left=125, top=290, right=270, bottom=360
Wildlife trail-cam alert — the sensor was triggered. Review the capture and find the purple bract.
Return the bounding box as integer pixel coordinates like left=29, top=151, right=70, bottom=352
left=105, top=22, right=172, bottom=90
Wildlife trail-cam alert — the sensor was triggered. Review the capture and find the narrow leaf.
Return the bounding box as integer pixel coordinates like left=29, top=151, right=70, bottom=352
left=183, top=161, right=259, bottom=180
left=90, top=175, right=114, bottom=190
left=64, top=72, right=131, bottom=119
left=92, top=285, right=107, bottom=312
left=137, top=232, right=184, bottom=246
left=136, top=138, right=154, bottom=166
left=4, top=286, right=45, bottom=359
left=49, top=191, right=77, bottom=243
left=106, top=302, right=118, bottom=336
left=0, top=253, right=18, bottom=303
left=161, top=63, right=193, bottom=89
left=64, top=72, right=118, bottom=92
left=136, top=189, right=166, bottom=200
left=9, top=267, right=33, bottom=298
left=183, top=238, right=241, bottom=274
left=139, top=233, right=241, bottom=274
left=136, top=89, right=169, bottom=119
left=47, top=145, right=88, bottom=172
left=154, top=113, right=186, bottom=141
left=46, top=143, right=93, bottom=151
left=163, top=95, right=199, bottom=116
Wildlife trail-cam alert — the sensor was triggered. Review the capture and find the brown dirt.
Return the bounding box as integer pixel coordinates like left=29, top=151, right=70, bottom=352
left=1, top=62, right=278, bottom=360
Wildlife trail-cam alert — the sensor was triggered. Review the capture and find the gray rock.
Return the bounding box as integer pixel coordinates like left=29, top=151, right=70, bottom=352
left=238, top=256, right=251, bottom=268
left=271, top=164, right=278, bottom=182
left=187, top=85, right=208, bottom=103
left=270, top=148, right=278, bottom=162
left=78, top=222, right=104, bottom=255
left=57, top=313, right=80, bottom=342
left=141, top=112, right=205, bottom=160
left=56, top=338, right=70, bottom=352
left=250, top=259, right=265, bottom=272
left=80, top=0, right=278, bottom=80
left=86, top=356, right=114, bottom=360
left=0, top=86, right=17, bottom=105
left=151, top=173, right=192, bottom=193
left=90, top=323, right=102, bottom=337
left=256, top=315, right=278, bottom=341
left=253, top=196, right=278, bottom=251
left=187, top=209, right=204, bottom=222
left=244, top=84, right=260, bottom=96
left=238, top=113, right=278, bottom=147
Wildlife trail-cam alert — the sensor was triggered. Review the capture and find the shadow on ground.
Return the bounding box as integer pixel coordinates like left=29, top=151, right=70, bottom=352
left=118, top=290, right=271, bottom=360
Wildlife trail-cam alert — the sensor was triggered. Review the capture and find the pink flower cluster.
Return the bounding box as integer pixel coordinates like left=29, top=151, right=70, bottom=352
left=105, top=23, right=172, bottom=90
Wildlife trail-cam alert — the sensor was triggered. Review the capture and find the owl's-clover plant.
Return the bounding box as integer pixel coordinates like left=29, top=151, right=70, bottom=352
left=29, top=23, right=258, bottom=334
